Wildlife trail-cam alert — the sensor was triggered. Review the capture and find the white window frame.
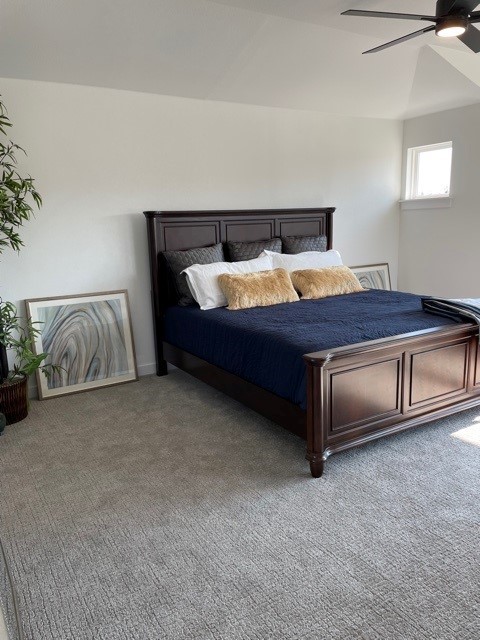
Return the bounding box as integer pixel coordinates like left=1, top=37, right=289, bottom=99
left=405, top=141, right=452, bottom=201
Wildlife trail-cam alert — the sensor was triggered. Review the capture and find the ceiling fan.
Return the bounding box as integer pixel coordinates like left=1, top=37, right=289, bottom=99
left=342, top=0, right=480, bottom=54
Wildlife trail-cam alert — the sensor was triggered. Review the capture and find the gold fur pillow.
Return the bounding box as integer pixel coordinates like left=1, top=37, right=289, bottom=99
left=218, top=268, right=299, bottom=310
left=291, top=266, right=364, bottom=300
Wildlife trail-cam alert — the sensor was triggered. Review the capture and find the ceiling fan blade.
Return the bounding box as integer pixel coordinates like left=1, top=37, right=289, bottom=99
left=363, top=25, right=436, bottom=54
left=342, top=10, right=436, bottom=22
left=457, top=24, right=480, bottom=51
left=469, top=10, right=480, bottom=20
left=450, top=1, right=480, bottom=12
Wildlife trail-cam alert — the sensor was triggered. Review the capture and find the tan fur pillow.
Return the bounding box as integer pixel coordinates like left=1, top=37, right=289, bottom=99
left=291, top=266, right=364, bottom=300
left=218, top=268, right=299, bottom=310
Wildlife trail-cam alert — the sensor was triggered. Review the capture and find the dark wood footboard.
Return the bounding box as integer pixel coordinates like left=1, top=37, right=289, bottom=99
left=304, top=324, right=480, bottom=477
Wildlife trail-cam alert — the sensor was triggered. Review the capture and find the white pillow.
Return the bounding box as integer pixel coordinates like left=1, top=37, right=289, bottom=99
left=182, top=254, right=273, bottom=310
left=263, top=249, right=343, bottom=272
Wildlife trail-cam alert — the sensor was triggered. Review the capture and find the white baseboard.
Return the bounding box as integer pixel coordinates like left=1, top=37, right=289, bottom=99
left=137, top=362, right=157, bottom=376
left=138, top=363, right=177, bottom=376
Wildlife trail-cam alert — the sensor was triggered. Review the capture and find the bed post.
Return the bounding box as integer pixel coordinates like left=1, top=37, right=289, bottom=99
left=144, top=213, right=168, bottom=376
left=304, top=357, right=327, bottom=478
left=325, top=207, right=334, bottom=251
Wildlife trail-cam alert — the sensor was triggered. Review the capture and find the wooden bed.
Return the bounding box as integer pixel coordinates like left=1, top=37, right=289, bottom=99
left=144, top=207, right=480, bottom=477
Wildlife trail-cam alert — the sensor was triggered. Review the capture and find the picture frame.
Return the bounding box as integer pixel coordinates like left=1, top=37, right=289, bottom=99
left=26, top=290, right=138, bottom=399
left=350, top=263, right=391, bottom=291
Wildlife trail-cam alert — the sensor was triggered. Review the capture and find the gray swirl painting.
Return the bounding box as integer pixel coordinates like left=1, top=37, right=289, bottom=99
left=38, top=300, right=129, bottom=390
left=352, top=266, right=391, bottom=291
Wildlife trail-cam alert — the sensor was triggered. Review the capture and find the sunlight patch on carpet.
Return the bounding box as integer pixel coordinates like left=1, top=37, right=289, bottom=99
left=451, top=418, right=480, bottom=447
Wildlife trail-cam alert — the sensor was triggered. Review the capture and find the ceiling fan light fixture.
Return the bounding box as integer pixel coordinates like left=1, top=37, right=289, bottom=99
left=435, top=16, right=468, bottom=37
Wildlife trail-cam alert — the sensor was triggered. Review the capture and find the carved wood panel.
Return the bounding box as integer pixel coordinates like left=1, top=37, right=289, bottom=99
left=223, top=219, right=275, bottom=242
left=328, top=358, right=402, bottom=434
left=408, top=342, right=469, bottom=409
left=475, top=345, right=480, bottom=388
left=162, top=222, right=220, bottom=251
left=277, top=218, right=325, bottom=238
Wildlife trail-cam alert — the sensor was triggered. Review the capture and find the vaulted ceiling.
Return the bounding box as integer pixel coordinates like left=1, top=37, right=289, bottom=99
left=2, top=0, right=480, bottom=119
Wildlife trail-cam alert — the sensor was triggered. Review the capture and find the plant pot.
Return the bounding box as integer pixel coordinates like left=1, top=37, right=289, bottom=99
left=0, top=375, right=28, bottom=425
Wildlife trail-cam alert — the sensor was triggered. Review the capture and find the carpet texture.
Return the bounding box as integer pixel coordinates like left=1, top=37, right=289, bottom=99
left=0, top=371, right=479, bottom=640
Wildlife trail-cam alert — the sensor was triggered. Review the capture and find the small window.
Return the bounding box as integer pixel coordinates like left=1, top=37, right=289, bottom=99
left=406, top=141, right=452, bottom=200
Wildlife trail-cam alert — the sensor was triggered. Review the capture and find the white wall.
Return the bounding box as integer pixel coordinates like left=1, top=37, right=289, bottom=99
left=400, top=102, right=480, bottom=297
left=0, top=78, right=402, bottom=378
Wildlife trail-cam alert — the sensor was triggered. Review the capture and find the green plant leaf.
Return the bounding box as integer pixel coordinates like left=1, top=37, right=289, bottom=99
left=0, top=95, right=42, bottom=254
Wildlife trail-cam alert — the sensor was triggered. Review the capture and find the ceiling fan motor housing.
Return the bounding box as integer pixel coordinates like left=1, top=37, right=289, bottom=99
left=435, top=14, right=469, bottom=34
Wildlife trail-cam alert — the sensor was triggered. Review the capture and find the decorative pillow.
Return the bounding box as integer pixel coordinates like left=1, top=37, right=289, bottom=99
left=182, top=254, right=273, bottom=310
left=264, top=249, right=343, bottom=272
left=162, top=243, right=225, bottom=306
left=218, top=268, right=299, bottom=310
left=291, top=266, right=364, bottom=300
left=282, top=235, right=327, bottom=254
left=227, top=238, right=281, bottom=262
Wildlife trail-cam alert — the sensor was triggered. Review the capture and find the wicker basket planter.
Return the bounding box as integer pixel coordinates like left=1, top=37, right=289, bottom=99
left=0, top=375, right=28, bottom=425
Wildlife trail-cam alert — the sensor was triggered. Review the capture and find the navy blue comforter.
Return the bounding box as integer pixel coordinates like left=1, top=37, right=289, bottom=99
left=164, top=290, right=459, bottom=410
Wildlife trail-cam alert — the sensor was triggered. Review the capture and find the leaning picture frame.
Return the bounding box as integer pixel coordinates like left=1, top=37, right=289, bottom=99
left=350, top=263, right=391, bottom=291
left=26, top=290, right=138, bottom=399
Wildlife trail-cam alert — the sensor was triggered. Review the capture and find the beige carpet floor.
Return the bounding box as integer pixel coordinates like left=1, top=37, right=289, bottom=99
left=0, top=371, right=479, bottom=639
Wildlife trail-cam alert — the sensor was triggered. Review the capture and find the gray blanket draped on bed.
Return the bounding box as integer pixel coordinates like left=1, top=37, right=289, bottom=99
left=421, top=296, right=480, bottom=326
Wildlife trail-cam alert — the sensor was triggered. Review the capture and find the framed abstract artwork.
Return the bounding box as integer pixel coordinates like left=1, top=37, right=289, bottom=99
left=350, top=264, right=391, bottom=291
left=26, top=290, right=138, bottom=399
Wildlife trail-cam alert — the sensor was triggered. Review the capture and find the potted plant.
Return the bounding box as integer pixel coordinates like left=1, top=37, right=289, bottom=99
left=0, top=96, right=49, bottom=427
left=0, top=299, right=56, bottom=425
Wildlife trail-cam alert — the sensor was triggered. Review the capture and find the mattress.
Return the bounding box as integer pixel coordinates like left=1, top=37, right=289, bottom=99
left=163, top=289, right=459, bottom=410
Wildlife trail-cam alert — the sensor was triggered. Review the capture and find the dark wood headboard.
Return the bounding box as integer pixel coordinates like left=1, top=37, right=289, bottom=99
left=144, top=207, right=335, bottom=374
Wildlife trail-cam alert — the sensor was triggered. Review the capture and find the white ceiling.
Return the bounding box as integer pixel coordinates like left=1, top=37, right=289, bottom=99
left=1, top=0, right=480, bottom=119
